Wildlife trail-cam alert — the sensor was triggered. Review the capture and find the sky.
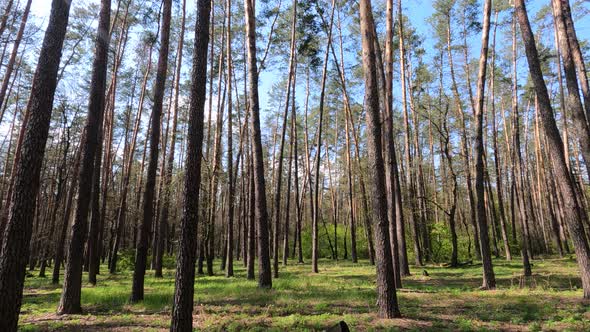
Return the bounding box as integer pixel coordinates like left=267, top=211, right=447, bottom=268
left=28, top=0, right=437, bottom=32
left=26, top=0, right=590, bottom=65
left=27, top=0, right=437, bottom=113
left=26, top=0, right=590, bottom=120
left=14, top=0, right=590, bottom=178
left=30, top=0, right=52, bottom=17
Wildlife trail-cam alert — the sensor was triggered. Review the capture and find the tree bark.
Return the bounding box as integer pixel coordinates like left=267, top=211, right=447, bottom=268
left=516, top=0, right=590, bottom=299
left=53, top=144, right=82, bottom=285
left=283, top=76, right=296, bottom=265
left=39, top=118, right=70, bottom=278
left=559, top=0, right=590, bottom=122
left=489, top=11, right=511, bottom=260
left=383, top=0, right=401, bottom=287
left=224, top=0, right=235, bottom=278
left=131, top=0, right=172, bottom=302
left=0, top=0, right=31, bottom=120
left=170, top=0, right=211, bottom=329
left=271, top=0, right=297, bottom=279
left=359, top=0, right=401, bottom=319
left=244, top=0, right=272, bottom=288
left=399, top=2, right=423, bottom=266
left=87, top=118, right=103, bottom=282
left=0, top=0, right=14, bottom=42
left=511, top=12, right=533, bottom=276
left=110, top=36, right=152, bottom=274
left=445, top=12, right=480, bottom=260
left=246, top=150, right=256, bottom=279
left=310, top=0, right=336, bottom=273
left=552, top=0, right=590, bottom=176
left=156, top=0, right=186, bottom=278
left=0, top=0, right=71, bottom=328
left=473, top=0, right=496, bottom=289
left=57, top=0, right=110, bottom=314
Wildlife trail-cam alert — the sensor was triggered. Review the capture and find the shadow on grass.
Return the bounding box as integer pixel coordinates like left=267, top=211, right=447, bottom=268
left=20, top=258, right=590, bottom=331
left=20, top=317, right=168, bottom=332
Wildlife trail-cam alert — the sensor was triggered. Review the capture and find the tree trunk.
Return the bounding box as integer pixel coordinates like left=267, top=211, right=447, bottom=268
left=552, top=0, right=590, bottom=176
left=271, top=0, right=297, bottom=279
left=110, top=37, right=152, bottom=274
left=445, top=14, right=480, bottom=260
left=224, top=0, right=235, bottom=278
left=52, top=143, right=82, bottom=285
left=559, top=0, right=590, bottom=122
left=131, top=0, right=172, bottom=302
left=511, top=12, right=533, bottom=276
left=330, top=10, right=371, bottom=266
left=383, top=0, right=401, bottom=287
left=489, top=11, right=511, bottom=260
left=87, top=121, right=103, bottom=282
left=156, top=0, right=186, bottom=278
left=283, top=89, right=295, bottom=265
left=0, top=0, right=14, bottom=42
left=291, top=72, right=303, bottom=264
left=0, top=0, right=31, bottom=119
left=244, top=0, right=272, bottom=288
left=308, top=0, right=336, bottom=273
left=516, top=0, right=590, bottom=299
left=358, top=0, right=401, bottom=318
left=246, top=150, right=256, bottom=279
left=0, top=0, right=72, bottom=328
left=473, top=0, right=496, bottom=289
left=56, top=0, right=110, bottom=314
left=400, top=1, right=423, bottom=266
left=170, top=0, right=211, bottom=329
left=39, top=116, right=70, bottom=278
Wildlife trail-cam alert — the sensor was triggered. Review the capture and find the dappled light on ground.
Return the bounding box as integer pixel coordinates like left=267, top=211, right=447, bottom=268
left=18, top=257, right=590, bottom=331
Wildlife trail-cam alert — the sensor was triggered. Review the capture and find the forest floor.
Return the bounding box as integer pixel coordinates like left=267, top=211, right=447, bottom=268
left=18, top=256, right=590, bottom=331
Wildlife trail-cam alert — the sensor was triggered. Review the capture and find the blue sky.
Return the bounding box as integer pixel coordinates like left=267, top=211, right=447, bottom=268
left=27, top=0, right=437, bottom=113
left=28, top=0, right=590, bottom=120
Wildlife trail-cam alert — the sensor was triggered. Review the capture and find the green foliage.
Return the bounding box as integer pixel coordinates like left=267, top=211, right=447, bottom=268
left=116, top=249, right=136, bottom=271
left=113, top=249, right=176, bottom=272
left=429, top=221, right=453, bottom=262
left=295, top=0, right=323, bottom=68
left=299, top=224, right=372, bottom=260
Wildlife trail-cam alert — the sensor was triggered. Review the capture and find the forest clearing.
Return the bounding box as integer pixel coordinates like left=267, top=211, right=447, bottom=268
left=0, top=0, right=590, bottom=330
left=19, top=258, right=590, bottom=331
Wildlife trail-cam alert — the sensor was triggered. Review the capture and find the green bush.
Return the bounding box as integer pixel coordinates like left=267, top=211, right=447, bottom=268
left=117, top=249, right=135, bottom=271
left=299, top=223, right=372, bottom=260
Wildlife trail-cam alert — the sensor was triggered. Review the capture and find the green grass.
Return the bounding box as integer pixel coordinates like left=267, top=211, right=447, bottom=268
left=18, top=257, right=590, bottom=331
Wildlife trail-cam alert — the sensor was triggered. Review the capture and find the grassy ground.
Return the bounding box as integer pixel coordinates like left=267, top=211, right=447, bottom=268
left=18, top=257, right=590, bottom=331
